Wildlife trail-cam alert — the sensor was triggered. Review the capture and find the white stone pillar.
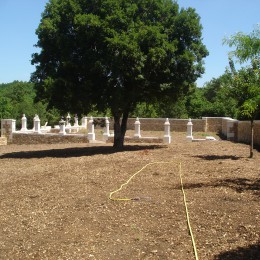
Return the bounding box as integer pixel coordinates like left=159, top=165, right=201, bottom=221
left=34, top=115, right=41, bottom=134
left=21, top=114, right=27, bottom=132
left=74, top=114, right=79, bottom=127
left=32, top=114, right=37, bottom=131
left=134, top=117, right=141, bottom=138
left=163, top=118, right=171, bottom=144
left=81, top=116, right=88, bottom=128
left=66, top=113, right=71, bottom=126
left=87, top=116, right=95, bottom=141
left=186, top=118, right=193, bottom=141
left=66, top=113, right=71, bottom=133
left=103, top=117, right=110, bottom=141
left=59, top=118, right=66, bottom=135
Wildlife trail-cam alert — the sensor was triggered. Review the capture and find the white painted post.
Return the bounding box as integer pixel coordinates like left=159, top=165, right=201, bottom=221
left=66, top=113, right=71, bottom=133
left=103, top=117, right=110, bottom=141
left=59, top=118, right=66, bottom=135
left=32, top=114, right=37, bottom=131
left=74, top=114, right=79, bottom=127
left=66, top=113, right=71, bottom=126
left=87, top=116, right=95, bottom=141
left=186, top=118, right=193, bottom=141
left=34, top=115, right=41, bottom=134
left=21, top=114, right=27, bottom=132
left=134, top=117, right=141, bottom=138
left=81, top=116, right=88, bottom=128
left=163, top=118, right=171, bottom=144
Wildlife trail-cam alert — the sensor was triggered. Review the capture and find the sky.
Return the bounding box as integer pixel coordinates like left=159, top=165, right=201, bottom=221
left=0, top=0, right=259, bottom=86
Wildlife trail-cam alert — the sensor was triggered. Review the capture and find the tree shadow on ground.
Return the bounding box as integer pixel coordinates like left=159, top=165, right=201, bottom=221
left=175, top=178, right=260, bottom=197
left=0, top=145, right=164, bottom=159
left=193, top=155, right=241, bottom=160
left=214, top=242, right=260, bottom=260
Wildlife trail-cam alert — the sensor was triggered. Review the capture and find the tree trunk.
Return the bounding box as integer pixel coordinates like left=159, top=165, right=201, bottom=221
left=249, top=119, right=254, bottom=158
left=113, top=111, right=129, bottom=149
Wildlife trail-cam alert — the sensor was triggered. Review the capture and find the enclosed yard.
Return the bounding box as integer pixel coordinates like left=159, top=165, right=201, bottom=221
left=0, top=132, right=259, bottom=259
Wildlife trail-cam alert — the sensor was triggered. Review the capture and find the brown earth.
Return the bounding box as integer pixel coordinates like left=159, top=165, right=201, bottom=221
left=0, top=132, right=259, bottom=260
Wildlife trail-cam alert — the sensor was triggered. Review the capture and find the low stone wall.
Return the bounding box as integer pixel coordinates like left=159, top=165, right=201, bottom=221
left=107, top=136, right=163, bottom=144
left=204, top=117, right=223, bottom=133
left=2, top=117, right=260, bottom=147
left=237, top=121, right=260, bottom=146
left=0, top=137, right=7, bottom=145
left=11, top=133, right=89, bottom=145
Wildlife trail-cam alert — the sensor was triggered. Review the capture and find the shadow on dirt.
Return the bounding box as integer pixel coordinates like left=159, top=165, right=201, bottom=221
left=193, top=155, right=241, bottom=160
left=214, top=242, right=260, bottom=260
left=177, top=178, right=260, bottom=196
left=0, top=145, right=164, bottom=159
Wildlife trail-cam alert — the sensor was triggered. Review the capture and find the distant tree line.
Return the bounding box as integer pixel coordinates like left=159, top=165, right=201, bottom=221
left=0, top=68, right=258, bottom=129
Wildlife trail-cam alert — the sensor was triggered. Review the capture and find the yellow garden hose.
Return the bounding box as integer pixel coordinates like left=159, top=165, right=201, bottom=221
left=109, top=161, right=199, bottom=260
left=179, top=162, right=199, bottom=260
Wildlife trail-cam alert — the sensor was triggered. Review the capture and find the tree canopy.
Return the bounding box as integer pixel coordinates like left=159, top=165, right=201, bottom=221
left=223, top=24, right=260, bottom=64
left=224, top=25, right=260, bottom=157
left=31, top=0, right=208, bottom=147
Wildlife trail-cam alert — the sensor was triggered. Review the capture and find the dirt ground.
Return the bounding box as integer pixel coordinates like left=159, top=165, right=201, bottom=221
left=0, top=132, right=259, bottom=260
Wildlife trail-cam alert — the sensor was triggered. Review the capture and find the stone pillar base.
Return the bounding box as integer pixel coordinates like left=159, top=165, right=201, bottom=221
left=163, top=136, right=171, bottom=144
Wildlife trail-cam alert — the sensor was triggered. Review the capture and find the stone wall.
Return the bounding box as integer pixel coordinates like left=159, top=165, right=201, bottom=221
left=11, top=133, right=89, bottom=145
left=203, top=117, right=223, bottom=133
left=0, top=137, right=7, bottom=146
left=237, top=121, right=260, bottom=146
left=2, top=117, right=260, bottom=146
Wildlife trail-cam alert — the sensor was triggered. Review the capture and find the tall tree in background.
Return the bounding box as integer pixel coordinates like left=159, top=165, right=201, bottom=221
left=31, top=0, right=208, bottom=148
left=224, top=25, right=260, bottom=158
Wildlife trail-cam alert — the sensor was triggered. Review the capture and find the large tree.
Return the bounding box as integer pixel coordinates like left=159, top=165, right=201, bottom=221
left=32, top=0, right=208, bottom=148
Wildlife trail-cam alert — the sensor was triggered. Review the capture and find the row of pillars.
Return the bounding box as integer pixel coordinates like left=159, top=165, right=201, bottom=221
left=134, top=117, right=193, bottom=143
left=20, top=114, right=194, bottom=143
left=61, top=117, right=193, bottom=144
left=21, top=114, right=42, bottom=133
left=58, top=116, right=110, bottom=141
left=20, top=113, right=87, bottom=134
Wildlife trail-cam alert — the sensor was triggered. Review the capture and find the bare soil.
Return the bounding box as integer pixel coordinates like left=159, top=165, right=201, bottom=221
left=0, top=132, right=259, bottom=260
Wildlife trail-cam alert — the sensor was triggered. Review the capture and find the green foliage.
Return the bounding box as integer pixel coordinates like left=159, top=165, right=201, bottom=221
left=0, top=96, right=12, bottom=119
left=230, top=61, right=260, bottom=120
left=223, top=24, right=260, bottom=64
left=224, top=26, right=260, bottom=157
left=132, top=96, right=188, bottom=119
left=224, top=24, right=260, bottom=121
left=31, top=0, right=208, bottom=147
left=0, top=81, right=61, bottom=128
left=0, top=81, right=36, bottom=127
left=186, top=71, right=238, bottom=118
left=131, top=102, right=159, bottom=118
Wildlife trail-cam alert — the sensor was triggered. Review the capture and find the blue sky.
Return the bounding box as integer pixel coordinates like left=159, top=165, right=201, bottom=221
left=0, top=0, right=259, bottom=86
